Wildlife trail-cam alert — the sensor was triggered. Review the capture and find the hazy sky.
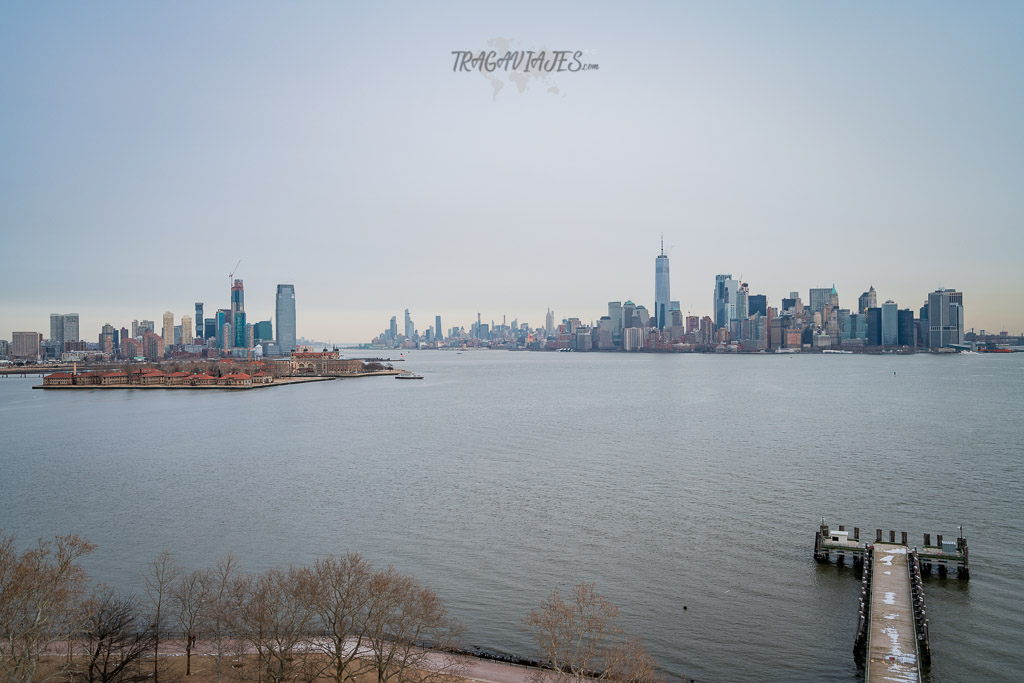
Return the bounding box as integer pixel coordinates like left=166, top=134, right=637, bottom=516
left=2, top=1, right=1022, bottom=342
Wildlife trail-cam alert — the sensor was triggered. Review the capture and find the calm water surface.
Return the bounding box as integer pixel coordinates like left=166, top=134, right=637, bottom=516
left=1, top=352, right=1022, bottom=682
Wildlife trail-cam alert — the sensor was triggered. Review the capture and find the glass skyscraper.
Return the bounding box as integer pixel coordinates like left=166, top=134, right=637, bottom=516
left=276, top=284, right=296, bottom=354
left=654, top=238, right=671, bottom=330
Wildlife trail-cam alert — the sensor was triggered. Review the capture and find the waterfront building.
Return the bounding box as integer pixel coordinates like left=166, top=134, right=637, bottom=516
left=714, top=275, right=738, bottom=329
left=0, top=339, right=9, bottom=359
left=866, top=307, right=882, bottom=347
left=195, top=303, right=204, bottom=339
left=181, top=315, right=193, bottom=345
left=608, top=302, right=623, bottom=343
left=654, top=238, right=671, bottom=330
left=927, top=288, right=964, bottom=348
left=275, top=284, right=296, bottom=354
left=623, top=327, right=643, bottom=351
left=881, top=300, right=899, bottom=346
left=898, top=309, right=915, bottom=346
left=162, top=311, right=174, bottom=347
left=12, top=331, right=42, bottom=359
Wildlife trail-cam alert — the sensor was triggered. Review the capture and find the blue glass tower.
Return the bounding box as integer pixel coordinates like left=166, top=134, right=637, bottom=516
left=654, top=235, right=671, bottom=330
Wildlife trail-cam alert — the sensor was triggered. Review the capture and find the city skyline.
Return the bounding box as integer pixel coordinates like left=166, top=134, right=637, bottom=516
left=2, top=3, right=1022, bottom=341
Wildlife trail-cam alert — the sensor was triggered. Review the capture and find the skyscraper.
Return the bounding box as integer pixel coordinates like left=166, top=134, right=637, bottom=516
left=435, top=315, right=442, bottom=341
left=49, top=313, right=79, bottom=351
left=881, top=300, right=898, bottom=346
left=608, top=302, right=623, bottom=342
left=545, top=308, right=554, bottom=338
left=404, top=309, right=414, bottom=339
left=927, top=288, right=964, bottom=348
left=230, top=279, right=245, bottom=349
left=181, top=315, right=193, bottom=346
left=866, top=307, right=882, bottom=346
left=654, top=237, right=670, bottom=330
left=858, top=286, right=877, bottom=314
left=713, top=275, right=738, bottom=329
left=809, top=287, right=833, bottom=317
left=275, top=284, right=296, bottom=354
left=898, top=309, right=915, bottom=346
left=195, top=303, right=204, bottom=339
left=162, top=311, right=174, bottom=347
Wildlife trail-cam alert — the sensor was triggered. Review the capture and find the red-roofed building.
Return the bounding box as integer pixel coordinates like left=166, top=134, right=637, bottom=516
left=186, top=373, right=218, bottom=386
left=222, top=372, right=252, bottom=387
left=42, top=372, right=74, bottom=386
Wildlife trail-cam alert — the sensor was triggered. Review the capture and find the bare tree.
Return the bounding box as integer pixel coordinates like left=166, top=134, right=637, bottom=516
left=362, top=566, right=463, bottom=683
left=80, top=590, right=156, bottom=683
left=173, top=568, right=211, bottom=676
left=522, top=582, right=659, bottom=683
left=143, top=550, right=182, bottom=682
left=0, top=531, right=96, bottom=683
left=307, top=552, right=377, bottom=683
left=228, top=565, right=317, bottom=683
left=199, top=553, right=241, bottom=682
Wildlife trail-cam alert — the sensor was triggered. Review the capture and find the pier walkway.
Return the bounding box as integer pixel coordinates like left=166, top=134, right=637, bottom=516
left=865, top=544, right=919, bottom=682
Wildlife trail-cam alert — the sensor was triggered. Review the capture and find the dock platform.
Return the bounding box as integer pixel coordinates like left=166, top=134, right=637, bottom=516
left=814, top=522, right=967, bottom=679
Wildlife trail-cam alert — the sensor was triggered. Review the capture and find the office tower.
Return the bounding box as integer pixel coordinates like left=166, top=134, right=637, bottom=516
left=435, top=315, right=442, bottom=341
left=216, top=309, right=229, bottom=347
left=654, top=238, right=671, bottom=330
left=809, top=287, right=832, bottom=317
left=12, top=331, right=42, bottom=359
left=233, top=311, right=246, bottom=348
left=195, top=303, right=204, bottom=338
left=858, top=286, right=877, bottom=314
left=714, top=275, right=738, bottom=329
left=748, top=294, right=767, bottom=317
left=622, top=300, right=637, bottom=329
left=898, top=309, right=915, bottom=346
left=607, top=302, right=623, bottom=340
left=254, top=320, right=273, bottom=342
left=635, top=305, right=650, bottom=328
left=181, top=315, right=193, bottom=345
left=927, top=289, right=964, bottom=348
left=881, top=300, right=898, bottom=345
left=866, top=307, right=882, bottom=346
left=174, top=325, right=182, bottom=346
left=274, top=284, right=296, bottom=354
left=221, top=323, right=232, bottom=352
left=162, top=311, right=174, bottom=346
left=388, top=316, right=398, bottom=343
left=229, top=279, right=244, bottom=344
left=404, top=309, right=414, bottom=339
left=49, top=313, right=80, bottom=351
left=545, top=308, right=555, bottom=338
left=204, top=318, right=216, bottom=340
left=132, top=320, right=140, bottom=338
left=736, top=283, right=749, bottom=320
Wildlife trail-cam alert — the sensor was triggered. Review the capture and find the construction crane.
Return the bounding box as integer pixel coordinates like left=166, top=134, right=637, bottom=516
left=229, top=259, right=241, bottom=286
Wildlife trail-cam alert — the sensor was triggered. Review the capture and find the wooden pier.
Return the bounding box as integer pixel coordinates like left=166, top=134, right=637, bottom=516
left=814, top=522, right=968, bottom=681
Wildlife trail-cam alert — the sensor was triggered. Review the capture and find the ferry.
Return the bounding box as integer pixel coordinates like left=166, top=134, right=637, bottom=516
left=396, top=373, right=424, bottom=380
left=822, top=349, right=853, bottom=354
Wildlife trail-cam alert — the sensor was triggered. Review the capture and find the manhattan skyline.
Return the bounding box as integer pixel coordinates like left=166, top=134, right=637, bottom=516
left=2, top=2, right=1022, bottom=342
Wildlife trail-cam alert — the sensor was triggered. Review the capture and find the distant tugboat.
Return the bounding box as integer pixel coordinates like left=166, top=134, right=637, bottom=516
left=396, top=372, right=424, bottom=380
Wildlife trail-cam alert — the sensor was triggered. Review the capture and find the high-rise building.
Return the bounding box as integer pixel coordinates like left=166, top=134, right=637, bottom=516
left=858, top=286, right=877, bottom=314
left=713, top=275, right=738, bottom=329
left=866, top=307, right=882, bottom=346
left=623, top=301, right=637, bottom=330
left=195, top=303, right=204, bottom=339
left=927, top=289, right=964, bottom=348
left=881, top=300, right=898, bottom=346
left=809, top=288, right=833, bottom=317
left=233, top=311, right=246, bottom=348
left=276, top=284, right=296, bottom=354
left=435, top=316, right=442, bottom=341
left=748, top=294, right=767, bottom=317
left=898, top=309, right=915, bottom=346
left=607, top=302, right=623, bottom=341
left=216, top=309, right=229, bottom=348
left=162, top=311, right=174, bottom=347
left=204, top=318, right=217, bottom=341
left=545, top=308, right=554, bottom=338
left=654, top=238, right=671, bottom=330
left=12, top=331, right=42, bottom=359
left=230, top=279, right=245, bottom=345
left=736, top=283, right=749, bottom=320
left=254, top=320, right=273, bottom=342
left=144, top=331, right=165, bottom=360
left=49, top=313, right=80, bottom=351
left=181, top=315, right=193, bottom=345
left=404, top=309, right=414, bottom=339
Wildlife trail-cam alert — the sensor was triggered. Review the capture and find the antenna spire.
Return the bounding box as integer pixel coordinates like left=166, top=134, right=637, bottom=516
left=660, top=233, right=664, bottom=256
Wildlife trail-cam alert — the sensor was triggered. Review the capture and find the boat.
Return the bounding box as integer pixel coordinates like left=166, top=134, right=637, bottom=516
left=396, top=373, right=424, bottom=380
